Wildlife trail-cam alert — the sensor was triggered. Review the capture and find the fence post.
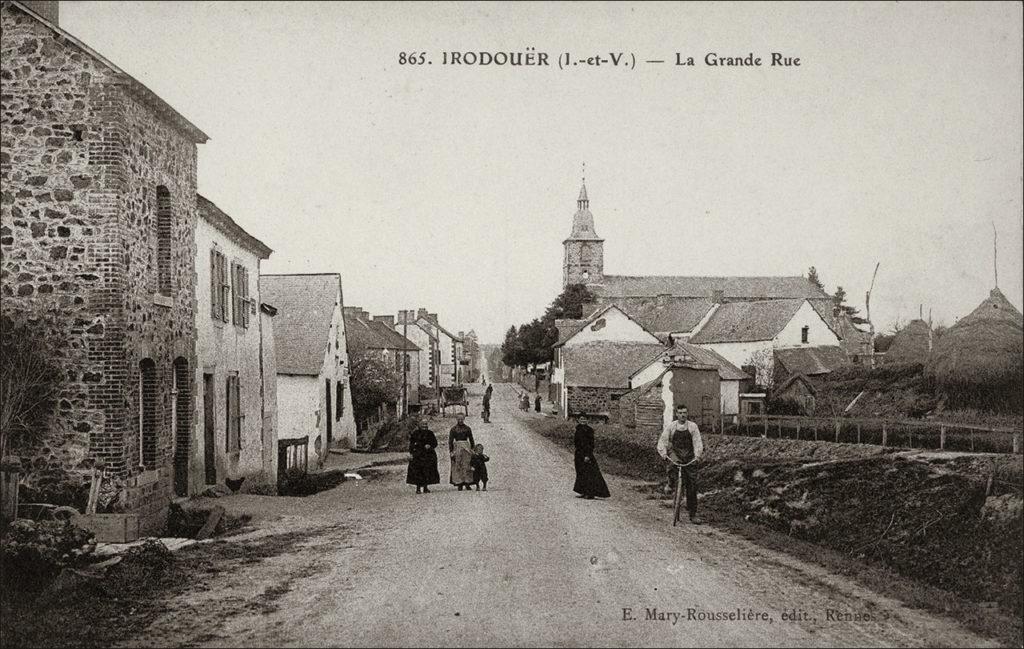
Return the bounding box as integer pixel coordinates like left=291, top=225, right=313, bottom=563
left=940, top=426, right=946, bottom=451
left=778, top=420, right=782, bottom=439
left=763, top=416, right=768, bottom=439
left=1014, top=433, right=1021, bottom=455
left=813, top=422, right=818, bottom=441
left=834, top=420, right=840, bottom=443
left=882, top=422, right=888, bottom=447
left=971, top=431, right=975, bottom=452
left=795, top=422, right=800, bottom=440
left=857, top=424, right=861, bottom=445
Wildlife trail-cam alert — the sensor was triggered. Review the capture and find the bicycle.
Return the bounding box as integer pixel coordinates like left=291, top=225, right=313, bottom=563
left=671, top=457, right=698, bottom=527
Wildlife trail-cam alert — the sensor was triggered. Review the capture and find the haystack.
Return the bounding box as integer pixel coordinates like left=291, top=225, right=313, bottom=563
left=885, top=319, right=934, bottom=363
left=927, top=288, right=1023, bottom=411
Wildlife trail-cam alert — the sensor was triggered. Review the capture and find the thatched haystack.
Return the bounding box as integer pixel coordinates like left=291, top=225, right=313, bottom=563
left=927, top=288, right=1023, bottom=412
left=885, top=319, right=934, bottom=363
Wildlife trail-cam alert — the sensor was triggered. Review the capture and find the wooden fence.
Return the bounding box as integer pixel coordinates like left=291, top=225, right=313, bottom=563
left=728, top=414, right=1022, bottom=455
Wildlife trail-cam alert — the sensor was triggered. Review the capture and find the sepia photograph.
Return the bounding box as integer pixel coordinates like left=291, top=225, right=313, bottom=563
left=0, top=1, right=1022, bottom=647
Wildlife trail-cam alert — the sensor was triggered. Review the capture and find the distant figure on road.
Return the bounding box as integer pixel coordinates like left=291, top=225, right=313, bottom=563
left=482, top=384, right=493, bottom=423
left=448, top=413, right=476, bottom=491
left=471, top=443, right=490, bottom=491
left=657, top=404, right=704, bottom=524
left=519, top=392, right=530, bottom=411
left=406, top=415, right=440, bottom=494
left=572, top=414, right=610, bottom=500
left=534, top=394, right=542, bottom=412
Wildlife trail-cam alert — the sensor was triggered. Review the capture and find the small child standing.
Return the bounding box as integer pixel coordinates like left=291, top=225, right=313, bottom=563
left=471, top=443, right=490, bottom=491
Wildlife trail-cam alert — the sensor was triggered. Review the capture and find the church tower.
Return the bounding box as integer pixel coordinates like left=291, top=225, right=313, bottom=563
left=562, top=181, right=604, bottom=287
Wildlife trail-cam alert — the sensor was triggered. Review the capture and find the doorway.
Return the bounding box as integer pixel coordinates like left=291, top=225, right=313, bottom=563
left=203, top=373, right=216, bottom=485
left=325, top=378, right=333, bottom=447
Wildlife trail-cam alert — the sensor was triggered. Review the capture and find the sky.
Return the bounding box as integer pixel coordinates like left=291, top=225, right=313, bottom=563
left=60, top=1, right=1023, bottom=343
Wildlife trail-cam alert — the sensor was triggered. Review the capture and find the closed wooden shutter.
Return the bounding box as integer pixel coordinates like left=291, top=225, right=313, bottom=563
left=210, top=249, right=218, bottom=319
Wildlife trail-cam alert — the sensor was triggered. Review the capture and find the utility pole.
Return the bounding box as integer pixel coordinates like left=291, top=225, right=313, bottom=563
left=866, top=262, right=880, bottom=368
left=402, top=309, right=409, bottom=418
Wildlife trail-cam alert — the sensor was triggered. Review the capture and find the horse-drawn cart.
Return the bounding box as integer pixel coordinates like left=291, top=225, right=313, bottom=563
left=441, top=386, right=469, bottom=417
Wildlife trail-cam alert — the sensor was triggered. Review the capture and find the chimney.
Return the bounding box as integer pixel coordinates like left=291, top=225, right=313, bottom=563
left=374, top=315, right=395, bottom=328
left=360, top=309, right=371, bottom=322
left=656, top=294, right=670, bottom=307
left=711, top=289, right=725, bottom=304
left=397, top=309, right=407, bottom=324
left=428, top=313, right=439, bottom=325
left=21, top=1, right=59, bottom=24
left=417, top=308, right=428, bottom=320
left=343, top=306, right=361, bottom=317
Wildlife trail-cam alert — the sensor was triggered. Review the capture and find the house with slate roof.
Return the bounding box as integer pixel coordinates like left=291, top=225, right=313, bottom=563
left=685, top=299, right=842, bottom=384
left=261, top=274, right=356, bottom=475
left=551, top=304, right=665, bottom=420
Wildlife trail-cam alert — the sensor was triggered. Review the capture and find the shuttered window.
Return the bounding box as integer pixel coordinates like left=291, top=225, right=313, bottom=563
left=211, top=250, right=230, bottom=323
left=231, top=263, right=251, bottom=328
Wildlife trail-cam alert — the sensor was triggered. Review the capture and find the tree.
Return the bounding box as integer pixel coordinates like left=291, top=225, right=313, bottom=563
left=807, top=266, right=824, bottom=292
left=1, top=313, right=65, bottom=460
left=744, top=348, right=775, bottom=390
left=501, top=284, right=596, bottom=370
left=348, top=351, right=401, bottom=426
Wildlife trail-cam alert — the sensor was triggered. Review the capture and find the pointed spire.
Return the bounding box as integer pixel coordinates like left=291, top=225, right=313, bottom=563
left=575, top=162, right=589, bottom=209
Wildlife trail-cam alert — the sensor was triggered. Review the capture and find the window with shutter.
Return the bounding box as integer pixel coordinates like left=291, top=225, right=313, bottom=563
left=241, top=267, right=251, bottom=328
left=218, top=254, right=230, bottom=323
left=210, top=249, right=218, bottom=319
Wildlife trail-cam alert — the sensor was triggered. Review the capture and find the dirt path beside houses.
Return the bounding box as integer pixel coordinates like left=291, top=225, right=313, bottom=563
left=117, top=383, right=997, bottom=647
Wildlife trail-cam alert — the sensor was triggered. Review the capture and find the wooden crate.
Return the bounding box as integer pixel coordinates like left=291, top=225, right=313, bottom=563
left=74, top=513, right=140, bottom=543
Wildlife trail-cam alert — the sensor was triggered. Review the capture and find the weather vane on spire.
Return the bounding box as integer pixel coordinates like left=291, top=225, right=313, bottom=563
left=582, top=161, right=586, bottom=184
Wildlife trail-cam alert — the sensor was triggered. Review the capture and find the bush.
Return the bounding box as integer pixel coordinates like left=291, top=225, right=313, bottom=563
left=0, top=313, right=65, bottom=459
left=0, top=519, right=96, bottom=587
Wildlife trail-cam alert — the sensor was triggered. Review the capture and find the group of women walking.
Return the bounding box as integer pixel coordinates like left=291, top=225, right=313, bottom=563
left=406, top=387, right=609, bottom=501
left=406, top=412, right=486, bottom=493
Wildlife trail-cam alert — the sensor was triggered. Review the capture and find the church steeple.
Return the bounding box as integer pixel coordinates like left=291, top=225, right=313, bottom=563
left=563, top=174, right=604, bottom=287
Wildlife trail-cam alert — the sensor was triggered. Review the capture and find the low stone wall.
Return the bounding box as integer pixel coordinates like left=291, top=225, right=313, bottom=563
left=566, top=386, right=629, bottom=421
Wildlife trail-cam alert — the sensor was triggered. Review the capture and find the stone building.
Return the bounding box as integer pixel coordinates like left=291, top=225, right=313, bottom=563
left=1, top=1, right=208, bottom=533
left=261, top=274, right=356, bottom=475
left=192, top=195, right=275, bottom=495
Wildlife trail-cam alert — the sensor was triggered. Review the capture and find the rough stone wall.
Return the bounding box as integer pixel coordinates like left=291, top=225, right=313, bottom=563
left=563, top=239, right=604, bottom=287
left=566, top=386, right=627, bottom=420
left=1, top=3, right=198, bottom=534
left=2, top=2, right=122, bottom=472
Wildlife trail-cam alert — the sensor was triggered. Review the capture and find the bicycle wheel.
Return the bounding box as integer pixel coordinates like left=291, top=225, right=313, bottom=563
left=672, top=467, right=684, bottom=526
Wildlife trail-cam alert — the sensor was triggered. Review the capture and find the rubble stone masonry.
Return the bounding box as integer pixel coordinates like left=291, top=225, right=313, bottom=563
left=1, top=2, right=200, bottom=534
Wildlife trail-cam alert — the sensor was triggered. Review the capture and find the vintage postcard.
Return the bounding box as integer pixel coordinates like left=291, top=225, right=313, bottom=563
left=1, top=1, right=1021, bottom=647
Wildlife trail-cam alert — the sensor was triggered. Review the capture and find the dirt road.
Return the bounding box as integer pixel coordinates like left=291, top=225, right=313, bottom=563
left=129, top=383, right=994, bottom=647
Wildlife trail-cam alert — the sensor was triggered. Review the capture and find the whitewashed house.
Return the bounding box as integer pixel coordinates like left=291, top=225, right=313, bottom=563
left=686, top=299, right=842, bottom=386
left=190, top=196, right=275, bottom=495
left=261, top=274, right=357, bottom=475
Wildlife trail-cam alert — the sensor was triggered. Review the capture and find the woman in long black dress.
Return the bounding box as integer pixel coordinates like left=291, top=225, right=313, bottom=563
left=573, top=414, right=610, bottom=499
left=406, top=416, right=440, bottom=494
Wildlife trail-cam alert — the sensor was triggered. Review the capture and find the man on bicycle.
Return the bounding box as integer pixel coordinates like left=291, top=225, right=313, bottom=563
left=657, top=404, right=704, bottom=524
